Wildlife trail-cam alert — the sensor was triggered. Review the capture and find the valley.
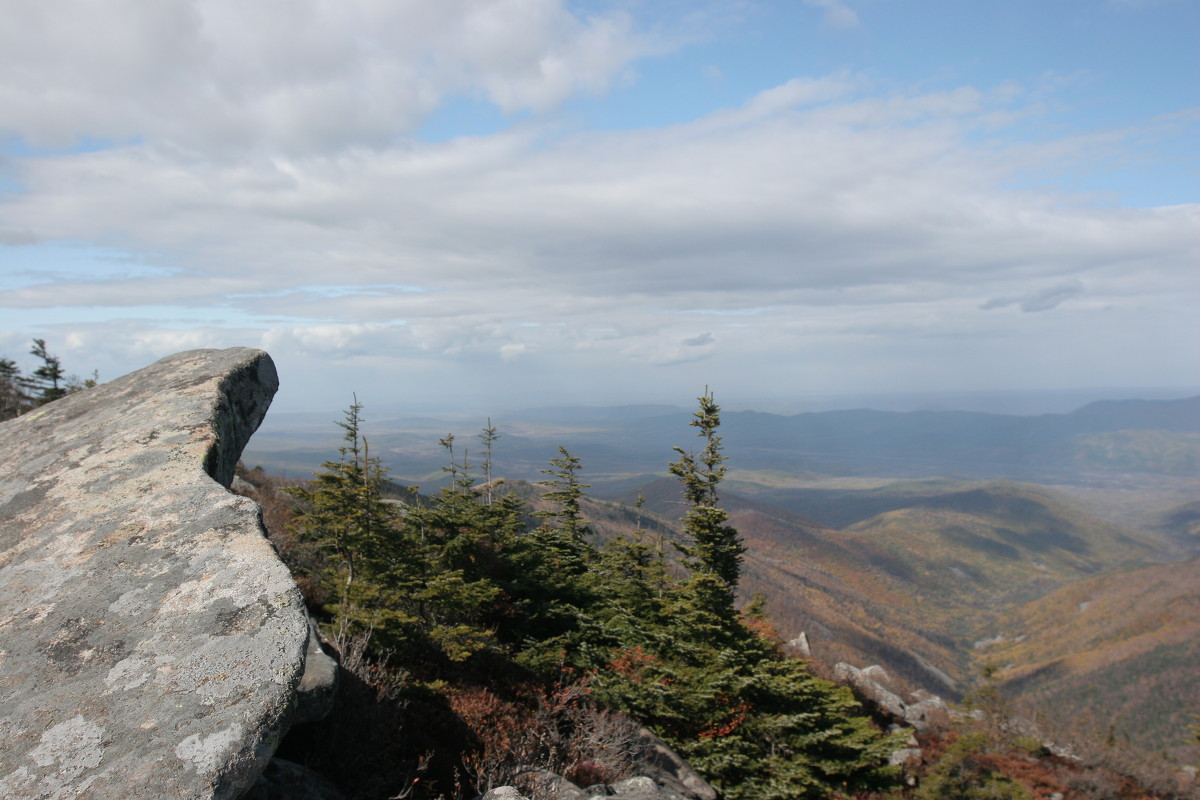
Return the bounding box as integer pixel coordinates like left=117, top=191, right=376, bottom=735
left=243, top=393, right=1200, bottom=769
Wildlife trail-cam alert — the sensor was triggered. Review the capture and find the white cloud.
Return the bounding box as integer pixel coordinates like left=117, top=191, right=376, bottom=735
left=260, top=323, right=410, bottom=358
left=0, top=0, right=653, bottom=155
left=499, top=343, right=533, bottom=361
left=4, top=80, right=1196, bottom=366
left=636, top=331, right=719, bottom=367
left=0, top=1, right=1196, bottom=410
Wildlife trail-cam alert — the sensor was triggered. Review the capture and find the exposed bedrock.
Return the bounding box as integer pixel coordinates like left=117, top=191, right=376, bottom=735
left=0, top=348, right=325, bottom=799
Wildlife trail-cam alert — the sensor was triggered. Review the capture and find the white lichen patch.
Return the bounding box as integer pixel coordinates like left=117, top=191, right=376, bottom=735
left=105, top=656, right=152, bottom=691
left=175, top=725, right=242, bottom=774
left=159, top=574, right=219, bottom=615
left=108, top=587, right=149, bottom=617
left=29, top=715, right=105, bottom=771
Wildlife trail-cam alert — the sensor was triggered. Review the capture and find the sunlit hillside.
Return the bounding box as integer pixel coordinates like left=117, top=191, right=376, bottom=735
left=985, top=556, right=1200, bottom=765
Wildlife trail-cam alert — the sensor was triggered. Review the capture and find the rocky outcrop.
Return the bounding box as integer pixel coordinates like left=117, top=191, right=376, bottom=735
left=494, top=774, right=707, bottom=800
left=834, top=662, right=947, bottom=733
left=626, top=727, right=717, bottom=800
left=784, top=632, right=811, bottom=658
left=506, top=726, right=718, bottom=800
left=0, top=348, right=325, bottom=799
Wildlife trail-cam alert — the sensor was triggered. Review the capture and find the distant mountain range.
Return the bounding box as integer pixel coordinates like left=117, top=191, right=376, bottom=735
left=245, top=394, right=1200, bottom=484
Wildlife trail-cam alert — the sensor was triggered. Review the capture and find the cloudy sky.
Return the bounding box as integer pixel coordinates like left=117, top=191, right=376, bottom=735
left=1, top=0, right=1197, bottom=415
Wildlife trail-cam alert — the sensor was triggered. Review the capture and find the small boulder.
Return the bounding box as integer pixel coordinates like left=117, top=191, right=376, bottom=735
left=484, top=788, right=531, bottom=800
left=291, top=619, right=340, bottom=726
left=629, top=726, right=718, bottom=800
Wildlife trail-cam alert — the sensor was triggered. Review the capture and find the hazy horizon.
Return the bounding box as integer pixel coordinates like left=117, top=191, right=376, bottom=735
left=254, top=384, right=1200, bottom=429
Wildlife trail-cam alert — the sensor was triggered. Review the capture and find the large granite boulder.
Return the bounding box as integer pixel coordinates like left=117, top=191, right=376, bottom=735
left=0, top=348, right=315, bottom=799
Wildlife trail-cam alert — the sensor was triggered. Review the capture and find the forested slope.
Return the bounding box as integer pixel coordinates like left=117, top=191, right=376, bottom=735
left=244, top=395, right=1198, bottom=799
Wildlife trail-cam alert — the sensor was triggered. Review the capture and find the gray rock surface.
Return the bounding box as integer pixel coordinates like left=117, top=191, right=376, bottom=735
left=483, top=788, right=529, bottom=800
left=509, top=723, right=717, bottom=800
left=784, top=632, right=811, bottom=658
left=515, top=769, right=589, bottom=800
left=605, top=775, right=685, bottom=800
left=628, top=727, right=717, bottom=800
left=834, top=662, right=947, bottom=733
left=500, top=772, right=697, bottom=800
left=291, top=619, right=339, bottom=726
left=0, top=348, right=312, bottom=799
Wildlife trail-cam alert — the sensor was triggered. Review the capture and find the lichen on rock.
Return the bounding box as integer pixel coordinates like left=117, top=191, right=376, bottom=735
left=0, top=348, right=315, bottom=799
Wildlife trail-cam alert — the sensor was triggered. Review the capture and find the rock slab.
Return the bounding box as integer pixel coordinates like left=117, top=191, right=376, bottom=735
left=0, top=348, right=310, bottom=799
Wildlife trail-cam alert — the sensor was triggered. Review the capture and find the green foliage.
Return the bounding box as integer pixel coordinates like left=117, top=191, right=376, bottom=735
left=668, top=392, right=746, bottom=609
left=537, top=446, right=592, bottom=543
left=26, top=338, right=68, bottom=404
left=286, top=394, right=899, bottom=800
left=0, top=357, right=27, bottom=421
left=576, top=393, right=898, bottom=799
left=285, top=400, right=409, bottom=647
left=1, top=339, right=98, bottom=420
left=583, top=563, right=900, bottom=799
left=683, top=659, right=900, bottom=800
left=479, top=418, right=501, bottom=504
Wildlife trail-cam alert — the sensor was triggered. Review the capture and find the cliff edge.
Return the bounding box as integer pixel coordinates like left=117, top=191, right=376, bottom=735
left=0, top=348, right=314, bottom=799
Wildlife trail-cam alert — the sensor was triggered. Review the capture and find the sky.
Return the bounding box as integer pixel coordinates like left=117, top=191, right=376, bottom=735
left=1, top=0, right=1197, bottom=416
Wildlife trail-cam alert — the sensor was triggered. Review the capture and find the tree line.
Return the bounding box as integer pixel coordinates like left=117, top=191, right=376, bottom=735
left=0, top=338, right=97, bottom=421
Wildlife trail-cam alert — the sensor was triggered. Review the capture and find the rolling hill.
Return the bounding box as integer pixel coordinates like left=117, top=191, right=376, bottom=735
left=982, top=556, right=1200, bottom=765
left=615, top=478, right=1172, bottom=699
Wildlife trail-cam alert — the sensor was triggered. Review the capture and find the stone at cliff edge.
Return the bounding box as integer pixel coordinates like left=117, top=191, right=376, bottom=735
left=0, top=348, right=311, bottom=799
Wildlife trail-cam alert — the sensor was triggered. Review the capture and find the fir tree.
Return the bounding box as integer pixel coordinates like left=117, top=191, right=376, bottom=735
left=537, top=446, right=592, bottom=543
left=25, top=338, right=68, bottom=405
left=525, top=446, right=593, bottom=600
left=0, top=357, right=28, bottom=420
left=479, top=418, right=500, bottom=505
left=279, top=399, right=900, bottom=799
left=399, top=428, right=522, bottom=662
left=286, top=398, right=403, bottom=645
left=669, top=392, right=745, bottom=604
left=585, top=393, right=899, bottom=800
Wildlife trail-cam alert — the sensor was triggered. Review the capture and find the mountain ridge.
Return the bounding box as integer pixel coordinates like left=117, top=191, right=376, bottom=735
left=246, top=394, right=1200, bottom=484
